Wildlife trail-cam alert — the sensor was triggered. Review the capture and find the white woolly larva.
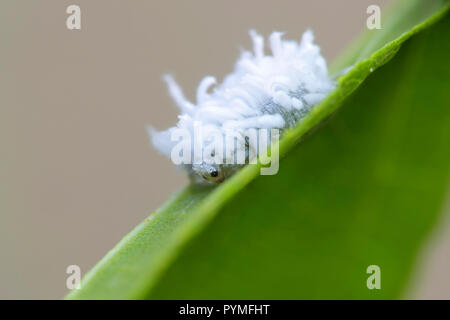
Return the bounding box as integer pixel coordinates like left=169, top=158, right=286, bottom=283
left=149, top=30, right=335, bottom=185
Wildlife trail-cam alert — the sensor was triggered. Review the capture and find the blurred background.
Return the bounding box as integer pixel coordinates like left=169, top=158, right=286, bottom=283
left=1, top=0, right=449, bottom=299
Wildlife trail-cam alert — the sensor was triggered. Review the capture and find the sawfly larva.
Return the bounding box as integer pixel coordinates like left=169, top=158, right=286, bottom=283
left=149, top=30, right=335, bottom=185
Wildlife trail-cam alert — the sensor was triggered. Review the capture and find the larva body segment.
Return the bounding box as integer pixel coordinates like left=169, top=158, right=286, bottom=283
left=150, top=30, right=335, bottom=185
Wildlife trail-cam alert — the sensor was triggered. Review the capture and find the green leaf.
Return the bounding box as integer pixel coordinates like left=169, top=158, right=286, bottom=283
left=67, top=0, right=450, bottom=299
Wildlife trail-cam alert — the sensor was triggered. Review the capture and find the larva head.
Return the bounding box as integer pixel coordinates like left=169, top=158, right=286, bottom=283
left=192, top=163, right=225, bottom=184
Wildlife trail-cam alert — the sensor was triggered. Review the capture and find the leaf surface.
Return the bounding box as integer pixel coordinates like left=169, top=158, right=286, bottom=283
left=67, top=0, right=450, bottom=299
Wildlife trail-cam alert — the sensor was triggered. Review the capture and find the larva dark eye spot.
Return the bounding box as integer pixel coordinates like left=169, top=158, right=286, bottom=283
left=210, top=170, right=218, bottom=178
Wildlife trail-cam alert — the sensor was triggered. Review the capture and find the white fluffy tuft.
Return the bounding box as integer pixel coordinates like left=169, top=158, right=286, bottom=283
left=151, top=30, right=335, bottom=162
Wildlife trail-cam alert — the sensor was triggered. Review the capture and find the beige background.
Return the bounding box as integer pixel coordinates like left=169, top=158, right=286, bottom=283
left=1, top=0, right=448, bottom=299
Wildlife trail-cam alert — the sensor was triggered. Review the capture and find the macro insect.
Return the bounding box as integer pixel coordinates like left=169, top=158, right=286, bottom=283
left=149, top=30, right=335, bottom=185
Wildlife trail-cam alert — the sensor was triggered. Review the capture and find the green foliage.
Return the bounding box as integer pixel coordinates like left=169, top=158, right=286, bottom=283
left=67, top=1, right=450, bottom=299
